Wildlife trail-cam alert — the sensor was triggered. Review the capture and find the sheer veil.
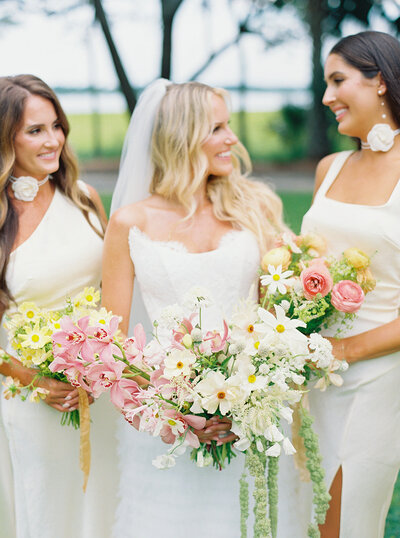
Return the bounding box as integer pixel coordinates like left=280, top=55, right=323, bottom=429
left=110, top=78, right=172, bottom=335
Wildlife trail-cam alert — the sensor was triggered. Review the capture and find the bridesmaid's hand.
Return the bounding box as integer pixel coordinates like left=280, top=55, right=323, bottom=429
left=193, top=416, right=238, bottom=445
left=325, top=337, right=347, bottom=361
left=36, top=377, right=94, bottom=412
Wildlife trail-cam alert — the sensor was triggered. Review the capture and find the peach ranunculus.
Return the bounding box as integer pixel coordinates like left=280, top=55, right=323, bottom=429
left=300, top=260, right=333, bottom=300
left=300, top=232, right=327, bottom=257
left=356, top=267, right=376, bottom=293
left=261, top=247, right=291, bottom=272
left=343, top=248, right=370, bottom=270
left=330, top=280, right=364, bottom=313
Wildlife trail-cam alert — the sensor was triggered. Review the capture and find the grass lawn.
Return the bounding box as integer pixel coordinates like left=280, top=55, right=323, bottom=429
left=100, top=190, right=399, bottom=535
left=68, top=111, right=354, bottom=164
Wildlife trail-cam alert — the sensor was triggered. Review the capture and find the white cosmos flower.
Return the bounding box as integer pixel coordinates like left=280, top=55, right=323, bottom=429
left=234, top=362, right=267, bottom=393
left=257, top=305, right=307, bottom=347
left=163, top=349, right=195, bottom=379
left=194, top=370, right=242, bottom=415
left=230, top=297, right=259, bottom=339
left=260, top=265, right=294, bottom=295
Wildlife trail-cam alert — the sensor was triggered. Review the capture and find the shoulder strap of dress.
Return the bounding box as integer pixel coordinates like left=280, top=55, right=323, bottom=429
left=315, top=150, right=354, bottom=200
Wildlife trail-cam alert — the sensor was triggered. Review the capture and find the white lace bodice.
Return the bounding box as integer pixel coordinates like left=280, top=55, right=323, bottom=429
left=129, top=226, right=260, bottom=329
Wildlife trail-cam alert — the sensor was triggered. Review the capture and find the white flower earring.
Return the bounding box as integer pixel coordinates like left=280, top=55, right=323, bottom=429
left=361, top=89, right=400, bottom=151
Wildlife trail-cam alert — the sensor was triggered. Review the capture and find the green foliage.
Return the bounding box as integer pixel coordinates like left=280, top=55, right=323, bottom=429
left=68, top=110, right=355, bottom=165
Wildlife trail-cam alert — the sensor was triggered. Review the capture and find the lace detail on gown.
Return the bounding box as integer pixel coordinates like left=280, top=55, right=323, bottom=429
left=113, top=226, right=261, bottom=538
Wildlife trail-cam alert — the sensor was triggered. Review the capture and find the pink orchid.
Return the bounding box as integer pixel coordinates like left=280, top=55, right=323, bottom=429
left=143, top=340, right=165, bottom=367
left=160, top=410, right=206, bottom=448
left=52, top=316, right=93, bottom=360
left=86, top=316, right=120, bottom=362
left=200, top=320, right=229, bottom=353
left=49, top=354, right=92, bottom=392
left=123, top=323, right=146, bottom=365
left=148, top=369, right=174, bottom=399
left=172, top=315, right=196, bottom=348
left=86, top=360, right=125, bottom=398
left=110, top=377, right=142, bottom=408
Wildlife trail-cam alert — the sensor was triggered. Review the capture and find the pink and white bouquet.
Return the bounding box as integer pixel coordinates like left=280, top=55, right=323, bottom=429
left=260, top=232, right=376, bottom=339
left=50, top=287, right=341, bottom=536
left=3, top=287, right=112, bottom=428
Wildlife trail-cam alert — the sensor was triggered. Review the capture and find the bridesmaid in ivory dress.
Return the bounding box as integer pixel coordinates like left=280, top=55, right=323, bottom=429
left=0, top=75, right=118, bottom=538
left=102, top=80, right=287, bottom=537
left=300, top=31, right=400, bottom=537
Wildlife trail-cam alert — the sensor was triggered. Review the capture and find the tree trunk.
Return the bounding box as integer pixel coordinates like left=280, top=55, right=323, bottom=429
left=305, top=0, right=331, bottom=160
left=91, top=0, right=136, bottom=113
left=160, top=0, right=184, bottom=79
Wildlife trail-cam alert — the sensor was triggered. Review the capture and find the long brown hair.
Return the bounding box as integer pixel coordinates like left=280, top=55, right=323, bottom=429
left=0, top=74, right=104, bottom=314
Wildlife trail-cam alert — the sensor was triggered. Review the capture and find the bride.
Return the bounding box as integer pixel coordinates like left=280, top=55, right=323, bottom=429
left=102, top=79, right=287, bottom=536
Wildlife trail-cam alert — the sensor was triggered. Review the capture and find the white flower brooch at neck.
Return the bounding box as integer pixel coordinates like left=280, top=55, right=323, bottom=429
left=9, top=175, right=50, bottom=202
left=361, top=123, right=400, bottom=152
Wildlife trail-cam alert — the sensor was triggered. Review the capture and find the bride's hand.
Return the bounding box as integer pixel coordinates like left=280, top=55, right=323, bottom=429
left=36, top=377, right=94, bottom=412
left=193, top=416, right=238, bottom=445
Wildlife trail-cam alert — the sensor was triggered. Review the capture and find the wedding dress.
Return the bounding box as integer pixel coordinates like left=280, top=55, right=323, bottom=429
left=0, top=184, right=119, bottom=538
left=298, top=150, right=400, bottom=537
left=113, top=225, right=260, bottom=538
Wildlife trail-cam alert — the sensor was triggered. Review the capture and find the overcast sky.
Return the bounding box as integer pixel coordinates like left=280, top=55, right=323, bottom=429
left=0, top=0, right=396, bottom=113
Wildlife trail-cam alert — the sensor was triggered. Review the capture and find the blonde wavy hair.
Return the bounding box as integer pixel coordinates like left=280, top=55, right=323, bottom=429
left=0, top=74, right=104, bottom=314
left=150, top=82, right=287, bottom=253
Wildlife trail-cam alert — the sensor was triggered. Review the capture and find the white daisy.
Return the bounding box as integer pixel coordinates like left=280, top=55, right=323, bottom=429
left=260, top=265, right=294, bottom=295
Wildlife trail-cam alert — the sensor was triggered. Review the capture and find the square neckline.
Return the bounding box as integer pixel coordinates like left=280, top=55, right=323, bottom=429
left=323, top=150, right=400, bottom=209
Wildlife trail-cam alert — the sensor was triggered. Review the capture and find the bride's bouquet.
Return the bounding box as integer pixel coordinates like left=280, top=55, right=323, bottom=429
left=49, top=287, right=342, bottom=537
left=2, top=287, right=112, bottom=428
left=260, top=232, right=376, bottom=340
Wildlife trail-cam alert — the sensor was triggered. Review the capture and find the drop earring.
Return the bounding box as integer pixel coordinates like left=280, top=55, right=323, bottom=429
left=378, top=89, right=387, bottom=120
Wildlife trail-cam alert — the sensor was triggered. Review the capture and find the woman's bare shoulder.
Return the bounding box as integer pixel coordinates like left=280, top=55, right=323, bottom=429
left=107, top=195, right=168, bottom=233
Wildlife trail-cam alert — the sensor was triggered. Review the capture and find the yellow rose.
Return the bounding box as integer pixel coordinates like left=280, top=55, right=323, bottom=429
left=343, top=248, right=370, bottom=269
left=261, top=247, right=292, bottom=271
left=300, top=233, right=327, bottom=256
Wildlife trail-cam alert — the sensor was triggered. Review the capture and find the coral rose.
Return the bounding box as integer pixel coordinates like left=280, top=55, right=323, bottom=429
left=331, top=280, right=364, bottom=313
left=300, top=261, right=333, bottom=300
left=261, top=247, right=291, bottom=272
